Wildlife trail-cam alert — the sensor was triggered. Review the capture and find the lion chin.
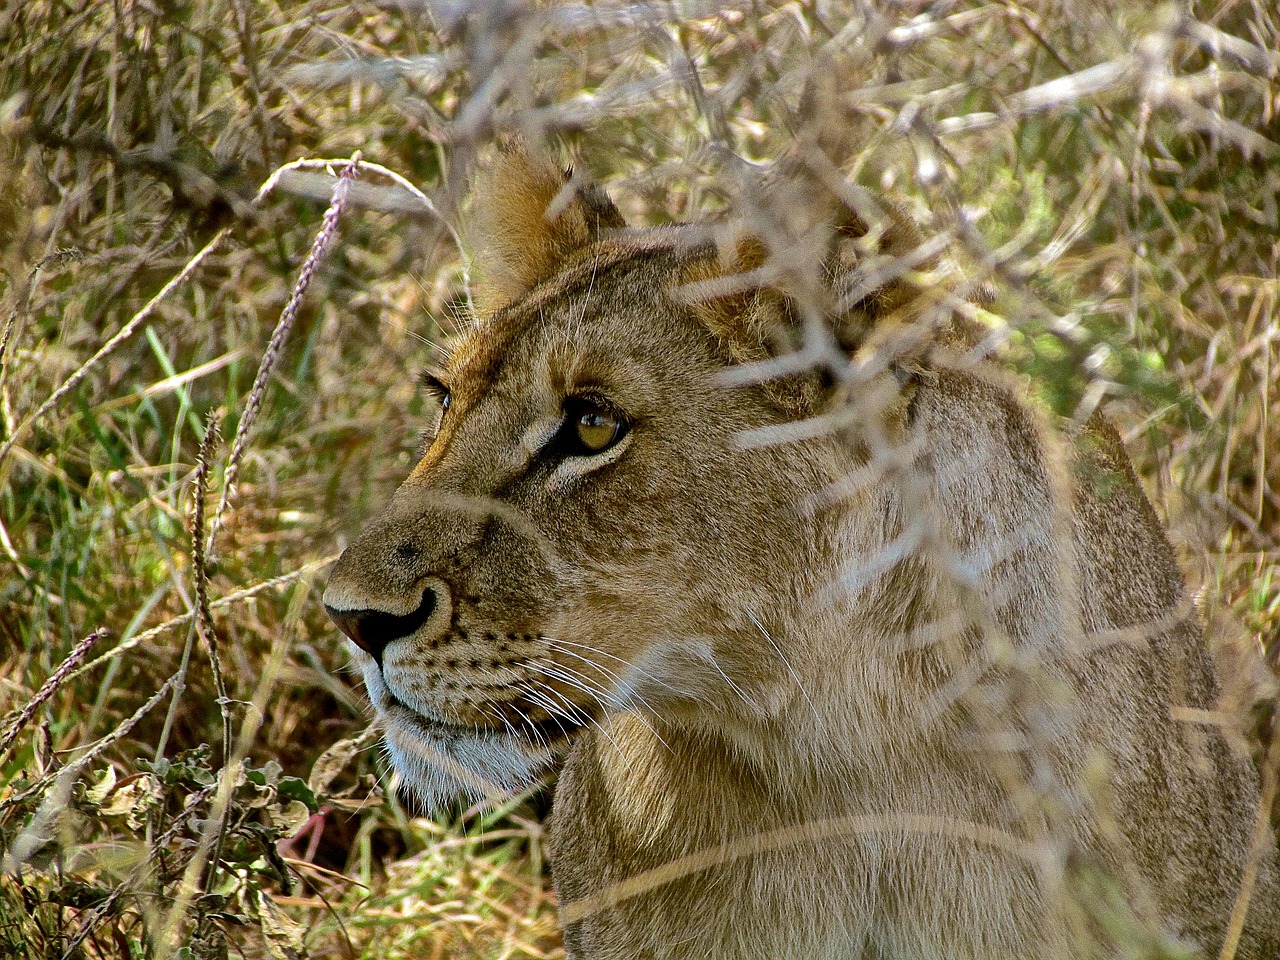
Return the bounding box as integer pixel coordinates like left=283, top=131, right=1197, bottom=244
left=359, top=650, right=565, bottom=810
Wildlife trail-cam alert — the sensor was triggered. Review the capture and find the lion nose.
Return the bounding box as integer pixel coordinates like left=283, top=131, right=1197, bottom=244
left=324, top=587, right=437, bottom=665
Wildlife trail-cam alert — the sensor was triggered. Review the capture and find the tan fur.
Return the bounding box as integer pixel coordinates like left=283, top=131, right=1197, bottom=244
left=471, top=140, right=626, bottom=317
left=324, top=148, right=1280, bottom=959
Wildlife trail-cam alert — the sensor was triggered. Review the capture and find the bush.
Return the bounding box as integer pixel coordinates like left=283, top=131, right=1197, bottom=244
left=1, top=2, right=1276, bottom=957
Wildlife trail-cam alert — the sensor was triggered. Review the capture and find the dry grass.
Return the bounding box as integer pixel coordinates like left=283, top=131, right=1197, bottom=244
left=0, top=1, right=1276, bottom=958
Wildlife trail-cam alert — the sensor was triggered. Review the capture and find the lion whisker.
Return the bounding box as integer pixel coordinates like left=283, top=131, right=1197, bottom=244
left=526, top=678, right=641, bottom=778
left=528, top=653, right=642, bottom=712
left=745, top=607, right=823, bottom=728
left=701, top=648, right=760, bottom=713
left=526, top=658, right=674, bottom=755
left=494, top=698, right=554, bottom=757
left=525, top=658, right=618, bottom=710
left=540, top=635, right=681, bottom=700
left=521, top=686, right=579, bottom=741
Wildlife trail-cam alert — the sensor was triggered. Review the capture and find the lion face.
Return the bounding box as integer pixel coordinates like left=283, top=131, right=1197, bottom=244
left=323, top=235, right=835, bottom=808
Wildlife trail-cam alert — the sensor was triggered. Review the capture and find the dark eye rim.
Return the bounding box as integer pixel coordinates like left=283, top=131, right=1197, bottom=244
left=413, top=373, right=452, bottom=459
left=420, top=373, right=452, bottom=413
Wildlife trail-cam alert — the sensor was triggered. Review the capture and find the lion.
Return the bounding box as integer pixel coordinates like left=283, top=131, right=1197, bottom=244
left=322, top=143, right=1280, bottom=959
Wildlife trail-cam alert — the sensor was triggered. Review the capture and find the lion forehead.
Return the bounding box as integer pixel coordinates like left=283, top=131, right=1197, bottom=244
left=447, top=253, right=714, bottom=416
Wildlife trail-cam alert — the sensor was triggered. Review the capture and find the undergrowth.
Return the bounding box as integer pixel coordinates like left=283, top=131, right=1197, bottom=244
left=0, top=1, right=1276, bottom=958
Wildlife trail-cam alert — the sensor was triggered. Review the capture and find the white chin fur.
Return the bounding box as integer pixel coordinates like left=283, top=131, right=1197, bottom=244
left=383, top=712, right=554, bottom=810
left=356, top=648, right=553, bottom=810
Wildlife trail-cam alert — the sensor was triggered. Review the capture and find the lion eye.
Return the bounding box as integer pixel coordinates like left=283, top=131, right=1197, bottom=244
left=567, top=399, right=627, bottom=455
left=420, top=373, right=451, bottom=416
left=576, top=410, right=620, bottom=452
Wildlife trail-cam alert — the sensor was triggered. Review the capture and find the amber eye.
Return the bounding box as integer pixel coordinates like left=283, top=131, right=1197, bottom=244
left=567, top=399, right=627, bottom=455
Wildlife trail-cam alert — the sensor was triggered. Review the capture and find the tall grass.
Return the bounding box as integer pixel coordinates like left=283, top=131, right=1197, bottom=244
left=1, top=2, right=1276, bottom=958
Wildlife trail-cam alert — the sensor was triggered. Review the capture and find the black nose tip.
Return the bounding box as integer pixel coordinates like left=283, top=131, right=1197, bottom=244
left=325, top=587, right=437, bottom=664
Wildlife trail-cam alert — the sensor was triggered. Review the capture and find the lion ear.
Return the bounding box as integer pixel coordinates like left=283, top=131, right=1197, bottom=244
left=678, top=194, right=948, bottom=417
left=686, top=196, right=937, bottom=348
left=678, top=224, right=825, bottom=416
left=470, top=141, right=626, bottom=316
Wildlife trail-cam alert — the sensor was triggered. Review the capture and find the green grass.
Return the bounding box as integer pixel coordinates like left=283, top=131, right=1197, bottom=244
left=1, top=1, right=1277, bottom=958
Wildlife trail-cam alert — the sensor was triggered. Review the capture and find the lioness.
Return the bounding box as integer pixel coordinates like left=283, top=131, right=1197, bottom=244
left=323, top=144, right=1280, bottom=958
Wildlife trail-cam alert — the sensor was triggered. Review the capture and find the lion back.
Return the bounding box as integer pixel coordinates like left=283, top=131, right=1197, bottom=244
left=909, top=366, right=1279, bottom=954
left=1069, top=411, right=1280, bottom=953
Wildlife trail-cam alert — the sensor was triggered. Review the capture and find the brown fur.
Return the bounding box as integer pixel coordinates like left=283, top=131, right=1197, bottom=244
left=323, top=146, right=1280, bottom=958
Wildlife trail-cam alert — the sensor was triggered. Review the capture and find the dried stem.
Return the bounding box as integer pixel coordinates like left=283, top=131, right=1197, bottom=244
left=0, top=628, right=106, bottom=765
left=64, top=553, right=341, bottom=685
left=0, top=229, right=231, bottom=471
left=206, top=151, right=362, bottom=560
left=190, top=410, right=233, bottom=892
left=0, top=249, right=84, bottom=406
left=1218, top=711, right=1280, bottom=960
left=0, top=671, right=179, bottom=818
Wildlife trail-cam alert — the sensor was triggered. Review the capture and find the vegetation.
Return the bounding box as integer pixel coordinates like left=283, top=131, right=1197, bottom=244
left=1, top=1, right=1276, bottom=957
